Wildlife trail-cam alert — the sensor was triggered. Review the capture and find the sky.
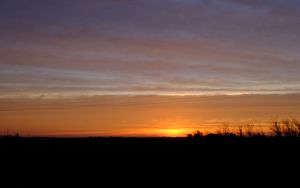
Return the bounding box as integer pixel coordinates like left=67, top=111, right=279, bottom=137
left=0, top=0, right=300, bottom=97
left=1, top=95, right=300, bottom=137
left=0, top=0, right=300, bottom=136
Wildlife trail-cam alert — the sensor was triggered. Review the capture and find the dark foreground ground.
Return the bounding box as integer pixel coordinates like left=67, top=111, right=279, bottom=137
left=1, top=136, right=300, bottom=153
left=2, top=136, right=300, bottom=186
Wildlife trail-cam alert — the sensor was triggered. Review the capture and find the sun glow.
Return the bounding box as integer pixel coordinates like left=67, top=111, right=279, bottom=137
left=158, top=128, right=190, bottom=137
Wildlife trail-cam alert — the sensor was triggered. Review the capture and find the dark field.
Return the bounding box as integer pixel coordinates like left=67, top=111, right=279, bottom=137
left=2, top=136, right=300, bottom=186
left=2, top=136, right=300, bottom=154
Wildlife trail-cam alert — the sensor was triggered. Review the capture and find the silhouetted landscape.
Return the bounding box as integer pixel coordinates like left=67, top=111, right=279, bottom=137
left=2, top=123, right=299, bottom=187
left=2, top=119, right=300, bottom=153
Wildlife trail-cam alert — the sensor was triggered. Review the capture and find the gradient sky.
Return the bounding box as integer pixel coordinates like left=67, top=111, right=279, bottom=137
left=1, top=1, right=300, bottom=136
left=1, top=95, right=300, bottom=136
left=1, top=0, right=300, bottom=97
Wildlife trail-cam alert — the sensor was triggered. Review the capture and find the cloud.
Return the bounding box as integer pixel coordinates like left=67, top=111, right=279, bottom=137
left=0, top=0, right=300, bottom=97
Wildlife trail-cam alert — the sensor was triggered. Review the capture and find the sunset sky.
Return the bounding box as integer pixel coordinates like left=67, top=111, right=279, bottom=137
left=1, top=0, right=300, bottom=136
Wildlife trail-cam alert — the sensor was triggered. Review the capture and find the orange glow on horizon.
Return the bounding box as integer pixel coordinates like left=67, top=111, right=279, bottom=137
left=1, top=95, right=300, bottom=137
left=157, top=128, right=190, bottom=137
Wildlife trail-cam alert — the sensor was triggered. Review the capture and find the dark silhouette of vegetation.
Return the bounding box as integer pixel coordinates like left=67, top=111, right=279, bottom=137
left=237, top=126, right=243, bottom=137
left=270, top=120, right=283, bottom=137
left=270, top=119, right=300, bottom=137
left=218, top=124, right=231, bottom=136
left=187, top=130, right=203, bottom=138
left=245, top=124, right=254, bottom=137
left=1, top=119, right=300, bottom=153
left=0, top=132, right=20, bottom=138
left=188, top=119, right=300, bottom=139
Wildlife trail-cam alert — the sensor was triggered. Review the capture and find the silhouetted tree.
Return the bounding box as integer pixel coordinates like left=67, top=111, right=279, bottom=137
left=193, top=130, right=203, bottom=138
left=293, top=119, right=300, bottom=137
left=222, top=124, right=230, bottom=136
left=237, top=126, right=243, bottom=137
left=270, top=120, right=283, bottom=137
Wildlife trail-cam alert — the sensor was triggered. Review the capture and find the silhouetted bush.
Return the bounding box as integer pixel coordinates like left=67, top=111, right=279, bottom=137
left=221, top=124, right=230, bottom=136
left=187, top=130, right=203, bottom=139
left=237, top=126, right=243, bottom=137
left=188, top=119, right=300, bottom=138
left=270, top=119, right=300, bottom=137
left=270, top=120, right=282, bottom=137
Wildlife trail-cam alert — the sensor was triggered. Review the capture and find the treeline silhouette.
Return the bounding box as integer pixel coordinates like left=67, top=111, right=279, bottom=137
left=1, top=119, right=300, bottom=153
left=187, top=119, right=300, bottom=138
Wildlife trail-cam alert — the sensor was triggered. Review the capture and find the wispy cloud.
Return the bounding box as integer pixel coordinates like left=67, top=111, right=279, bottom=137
left=0, top=0, right=300, bottom=97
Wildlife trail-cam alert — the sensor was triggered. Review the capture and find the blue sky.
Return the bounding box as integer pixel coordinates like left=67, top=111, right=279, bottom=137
left=1, top=0, right=300, bottom=97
